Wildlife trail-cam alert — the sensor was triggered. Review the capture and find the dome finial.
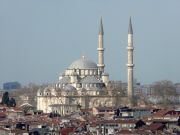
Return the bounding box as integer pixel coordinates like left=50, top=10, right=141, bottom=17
left=81, top=52, right=86, bottom=59
left=82, top=55, right=85, bottom=59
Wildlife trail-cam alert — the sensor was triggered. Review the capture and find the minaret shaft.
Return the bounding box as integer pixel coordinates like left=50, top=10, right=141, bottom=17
left=127, top=68, right=133, bottom=98
left=127, top=18, right=134, bottom=99
left=97, top=19, right=105, bottom=73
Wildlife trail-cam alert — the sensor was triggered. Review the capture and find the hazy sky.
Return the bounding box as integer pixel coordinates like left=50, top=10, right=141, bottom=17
left=0, top=0, right=180, bottom=87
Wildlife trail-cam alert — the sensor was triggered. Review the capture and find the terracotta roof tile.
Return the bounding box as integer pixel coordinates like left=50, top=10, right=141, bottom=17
left=116, top=129, right=134, bottom=134
left=60, top=127, right=75, bottom=135
left=145, top=123, right=165, bottom=131
left=92, top=119, right=138, bottom=125
left=153, top=109, right=172, bottom=117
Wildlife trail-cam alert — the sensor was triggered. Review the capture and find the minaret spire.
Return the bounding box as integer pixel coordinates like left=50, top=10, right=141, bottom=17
left=97, top=17, right=105, bottom=74
left=127, top=17, right=134, bottom=103
left=99, top=17, right=104, bottom=35
left=128, top=17, right=133, bottom=34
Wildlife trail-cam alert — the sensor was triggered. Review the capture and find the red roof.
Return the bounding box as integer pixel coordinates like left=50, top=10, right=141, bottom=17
left=146, top=123, right=165, bottom=131
left=153, top=109, right=172, bottom=117
left=92, top=119, right=138, bottom=125
left=80, top=108, right=92, bottom=112
left=60, top=128, right=75, bottom=135
left=116, top=129, right=134, bottom=134
left=0, top=112, right=6, bottom=118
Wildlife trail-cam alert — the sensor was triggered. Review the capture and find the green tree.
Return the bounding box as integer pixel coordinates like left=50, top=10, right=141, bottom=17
left=1, top=92, right=9, bottom=106
left=8, top=98, right=16, bottom=107
left=1, top=92, right=17, bottom=107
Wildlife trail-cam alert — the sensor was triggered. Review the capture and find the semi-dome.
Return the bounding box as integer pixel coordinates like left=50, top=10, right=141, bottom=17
left=37, top=89, right=43, bottom=95
left=81, top=76, right=102, bottom=84
left=69, top=56, right=98, bottom=69
left=64, top=84, right=76, bottom=91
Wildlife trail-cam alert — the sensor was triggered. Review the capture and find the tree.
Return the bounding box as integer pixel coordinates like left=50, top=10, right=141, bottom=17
left=10, top=83, right=45, bottom=106
left=153, top=80, right=177, bottom=96
left=1, top=92, right=9, bottom=106
left=131, top=96, right=138, bottom=106
left=77, top=103, right=82, bottom=110
left=151, top=80, right=178, bottom=107
left=49, top=112, right=61, bottom=118
left=8, top=98, right=16, bottom=107
left=1, top=92, right=17, bottom=107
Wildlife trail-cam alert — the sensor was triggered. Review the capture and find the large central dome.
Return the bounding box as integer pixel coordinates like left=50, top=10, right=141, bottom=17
left=69, top=56, right=98, bottom=69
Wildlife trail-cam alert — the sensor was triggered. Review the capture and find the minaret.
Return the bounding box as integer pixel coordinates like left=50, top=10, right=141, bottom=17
left=97, top=18, right=105, bottom=74
left=127, top=17, right=134, bottom=100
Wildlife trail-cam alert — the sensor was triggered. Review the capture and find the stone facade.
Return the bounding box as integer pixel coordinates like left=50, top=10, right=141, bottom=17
left=37, top=86, right=127, bottom=115
left=36, top=18, right=133, bottom=115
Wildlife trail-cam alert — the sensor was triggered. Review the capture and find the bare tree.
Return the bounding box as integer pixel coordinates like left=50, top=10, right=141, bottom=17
left=153, top=80, right=177, bottom=96
left=10, top=83, right=46, bottom=107
left=151, top=80, right=178, bottom=107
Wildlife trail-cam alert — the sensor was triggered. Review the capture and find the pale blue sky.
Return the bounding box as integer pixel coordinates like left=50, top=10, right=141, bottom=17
left=0, top=0, right=180, bottom=87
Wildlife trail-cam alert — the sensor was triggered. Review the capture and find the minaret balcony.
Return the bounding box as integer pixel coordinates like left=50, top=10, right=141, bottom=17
left=97, top=64, right=105, bottom=67
left=97, top=48, right=105, bottom=51
left=126, top=64, right=134, bottom=67
left=127, top=46, right=134, bottom=50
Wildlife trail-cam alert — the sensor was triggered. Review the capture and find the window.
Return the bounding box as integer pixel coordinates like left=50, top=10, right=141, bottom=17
left=81, top=70, right=84, bottom=75
left=85, top=70, right=89, bottom=75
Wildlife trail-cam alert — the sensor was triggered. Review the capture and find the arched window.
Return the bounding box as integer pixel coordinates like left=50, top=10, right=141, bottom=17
left=85, top=70, right=89, bottom=75
left=90, top=70, right=93, bottom=75
left=94, top=70, right=97, bottom=75
left=81, top=70, right=84, bottom=75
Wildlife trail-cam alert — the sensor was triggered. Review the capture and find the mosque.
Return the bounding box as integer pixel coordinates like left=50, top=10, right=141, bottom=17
left=37, top=18, right=134, bottom=115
